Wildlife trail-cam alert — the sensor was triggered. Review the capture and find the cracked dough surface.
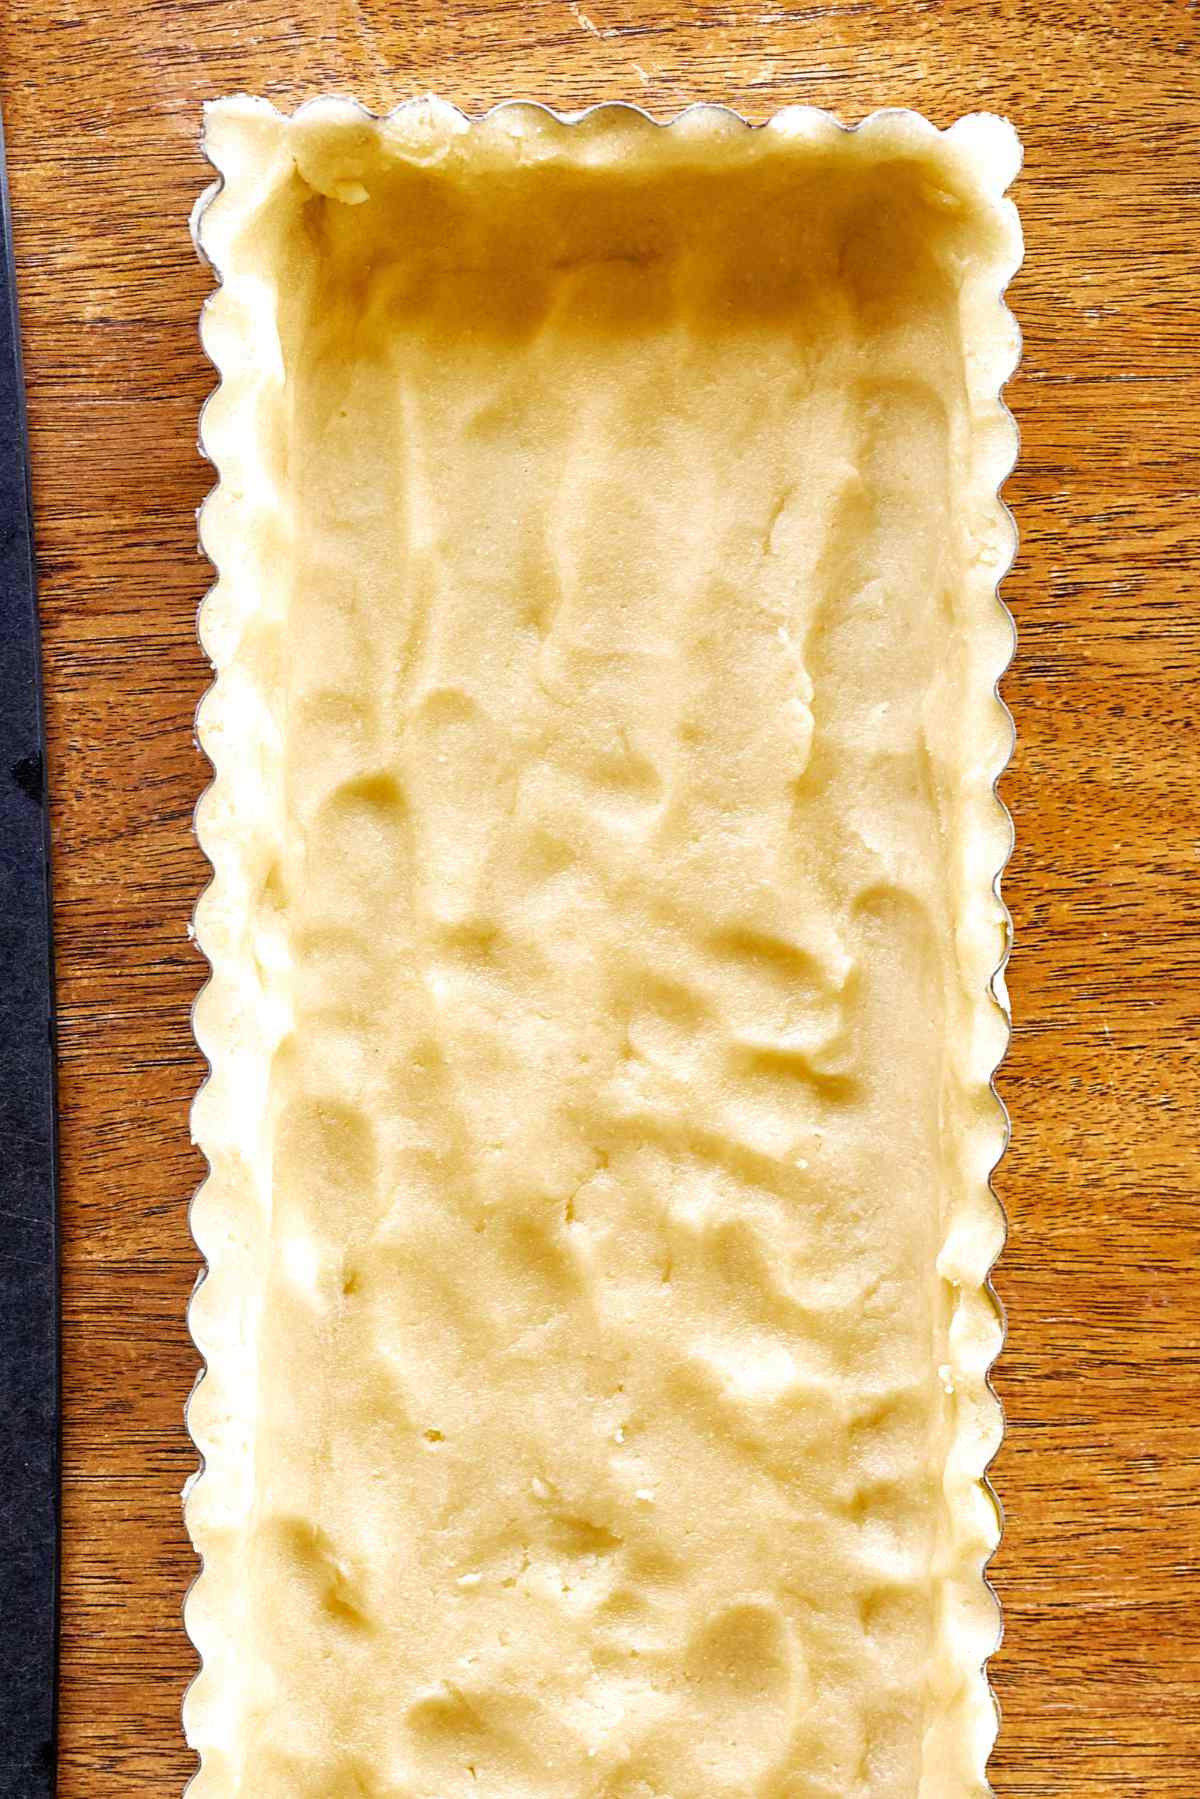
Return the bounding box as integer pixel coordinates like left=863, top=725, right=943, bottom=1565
left=187, top=100, right=1020, bottom=1799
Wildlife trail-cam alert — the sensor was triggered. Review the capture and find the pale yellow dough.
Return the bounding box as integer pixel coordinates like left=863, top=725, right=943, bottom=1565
left=187, top=100, right=1020, bottom=1799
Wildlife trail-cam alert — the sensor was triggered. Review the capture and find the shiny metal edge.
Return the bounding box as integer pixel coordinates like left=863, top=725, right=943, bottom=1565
left=182, top=99, right=1021, bottom=1797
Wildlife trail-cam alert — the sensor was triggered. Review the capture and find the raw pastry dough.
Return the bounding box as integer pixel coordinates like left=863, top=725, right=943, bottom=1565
left=187, top=99, right=1020, bottom=1799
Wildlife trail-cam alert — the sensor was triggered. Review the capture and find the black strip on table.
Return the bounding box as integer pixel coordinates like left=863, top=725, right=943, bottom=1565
left=0, top=102, right=59, bottom=1799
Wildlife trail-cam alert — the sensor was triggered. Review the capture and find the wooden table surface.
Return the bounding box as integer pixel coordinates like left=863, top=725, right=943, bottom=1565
left=1, top=1, right=1197, bottom=1792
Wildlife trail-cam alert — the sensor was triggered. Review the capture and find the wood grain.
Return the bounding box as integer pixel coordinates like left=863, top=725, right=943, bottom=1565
left=0, top=1, right=1197, bottom=1792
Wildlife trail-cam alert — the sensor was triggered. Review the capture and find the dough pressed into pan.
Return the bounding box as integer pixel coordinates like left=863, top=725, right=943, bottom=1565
left=188, top=98, right=1020, bottom=1799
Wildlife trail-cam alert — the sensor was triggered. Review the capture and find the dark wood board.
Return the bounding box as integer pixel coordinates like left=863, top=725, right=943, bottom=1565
left=0, top=0, right=1197, bottom=1791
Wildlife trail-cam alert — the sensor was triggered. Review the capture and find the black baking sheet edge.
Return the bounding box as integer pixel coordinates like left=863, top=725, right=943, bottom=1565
left=0, top=102, right=60, bottom=1799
